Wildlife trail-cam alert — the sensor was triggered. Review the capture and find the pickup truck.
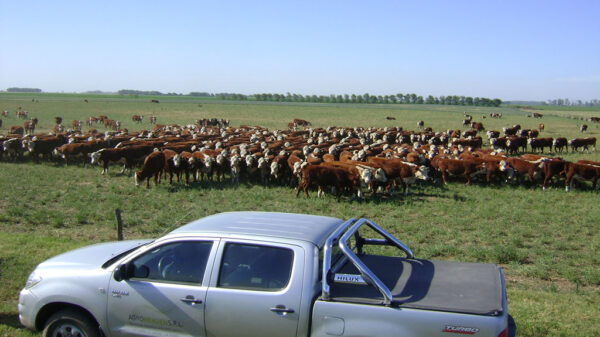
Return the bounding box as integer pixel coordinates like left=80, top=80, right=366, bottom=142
left=19, top=211, right=509, bottom=337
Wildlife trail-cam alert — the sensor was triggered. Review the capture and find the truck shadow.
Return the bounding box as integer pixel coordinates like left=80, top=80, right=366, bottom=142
left=0, top=312, right=22, bottom=329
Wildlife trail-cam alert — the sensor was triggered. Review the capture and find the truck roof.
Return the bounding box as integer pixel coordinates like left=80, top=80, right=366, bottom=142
left=169, top=211, right=345, bottom=247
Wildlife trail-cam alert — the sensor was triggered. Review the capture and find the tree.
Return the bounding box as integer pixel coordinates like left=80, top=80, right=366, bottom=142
left=425, top=95, right=435, bottom=104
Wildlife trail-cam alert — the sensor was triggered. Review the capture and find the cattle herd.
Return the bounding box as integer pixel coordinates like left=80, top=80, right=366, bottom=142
left=1, top=112, right=600, bottom=199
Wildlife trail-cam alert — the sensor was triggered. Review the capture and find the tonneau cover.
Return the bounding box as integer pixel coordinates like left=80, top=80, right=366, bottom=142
left=329, top=255, right=503, bottom=316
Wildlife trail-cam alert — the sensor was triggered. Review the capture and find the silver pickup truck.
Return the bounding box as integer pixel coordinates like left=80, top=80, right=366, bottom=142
left=19, top=212, right=509, bottom=337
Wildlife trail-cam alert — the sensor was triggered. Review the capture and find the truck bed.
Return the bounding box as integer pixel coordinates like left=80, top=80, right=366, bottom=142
left=328, top=254, right=504, bottom=316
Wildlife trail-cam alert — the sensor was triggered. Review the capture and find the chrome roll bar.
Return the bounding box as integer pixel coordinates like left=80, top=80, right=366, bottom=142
left=321, top=218, right=414, bottom=306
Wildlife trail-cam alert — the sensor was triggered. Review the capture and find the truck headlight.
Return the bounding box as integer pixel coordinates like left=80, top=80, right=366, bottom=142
left=25, top=272, right=42, bottom=289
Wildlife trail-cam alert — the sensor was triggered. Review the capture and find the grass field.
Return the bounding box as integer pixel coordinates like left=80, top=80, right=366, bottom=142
left=1, top=93, right=599, bottom=337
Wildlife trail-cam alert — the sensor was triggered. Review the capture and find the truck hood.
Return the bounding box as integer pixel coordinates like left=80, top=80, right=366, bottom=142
left=37, top=239, right=152, bottom=270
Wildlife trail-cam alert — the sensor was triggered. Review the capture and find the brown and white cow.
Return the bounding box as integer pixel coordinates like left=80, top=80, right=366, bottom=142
left=569, top=137, right=596, bottom=152
left=296, top=164, right=361, bottom=201
left=528, top=137, right=553, bottom=153
left=135, top=151, right=166, bottom=188
left=564, top=162, right=600, bottom=192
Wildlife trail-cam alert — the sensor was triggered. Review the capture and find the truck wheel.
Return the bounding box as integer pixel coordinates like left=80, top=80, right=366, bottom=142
left=42, top=308, right=100, bottom=337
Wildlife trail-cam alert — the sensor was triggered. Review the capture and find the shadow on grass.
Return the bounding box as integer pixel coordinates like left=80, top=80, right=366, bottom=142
left=0, top=312, right=22, bottom=330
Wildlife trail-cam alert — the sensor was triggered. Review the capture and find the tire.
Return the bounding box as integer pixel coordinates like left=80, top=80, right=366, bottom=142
left=42, top=308, right=100, bottom=337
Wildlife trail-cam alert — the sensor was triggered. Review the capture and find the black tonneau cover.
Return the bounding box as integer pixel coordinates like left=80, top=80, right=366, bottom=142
left=328, top=255, right=503, bottom=316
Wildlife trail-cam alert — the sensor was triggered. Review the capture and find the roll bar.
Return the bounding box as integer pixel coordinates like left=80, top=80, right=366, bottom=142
left=321, top=218, right=414, bottom=306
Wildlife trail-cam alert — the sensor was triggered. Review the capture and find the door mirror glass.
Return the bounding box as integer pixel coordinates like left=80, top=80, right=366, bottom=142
left=114, top=263, right=131, bottom=282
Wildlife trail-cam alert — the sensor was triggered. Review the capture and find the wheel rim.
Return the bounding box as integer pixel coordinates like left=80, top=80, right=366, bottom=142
left=51, top=322, right=86, bottom=337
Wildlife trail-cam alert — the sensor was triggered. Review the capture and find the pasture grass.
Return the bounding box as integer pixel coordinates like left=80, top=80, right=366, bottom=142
left=1, top=93, right=600, bottom=337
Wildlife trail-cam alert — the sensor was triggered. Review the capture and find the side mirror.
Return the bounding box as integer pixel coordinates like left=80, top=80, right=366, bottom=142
left=114, top=263, right=132, bottom=282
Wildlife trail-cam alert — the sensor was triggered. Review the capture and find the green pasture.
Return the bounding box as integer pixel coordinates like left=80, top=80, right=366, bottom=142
left=0, top=93, right=599, bottom=337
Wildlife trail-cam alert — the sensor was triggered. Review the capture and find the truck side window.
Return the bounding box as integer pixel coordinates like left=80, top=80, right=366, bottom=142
left=131, top=241, right=213, bottom=284
left=218, top=243, right=294, bottom=291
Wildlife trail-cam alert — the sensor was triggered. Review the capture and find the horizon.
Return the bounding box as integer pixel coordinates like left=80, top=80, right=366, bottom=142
left=1, top=1, right=599, bottom=102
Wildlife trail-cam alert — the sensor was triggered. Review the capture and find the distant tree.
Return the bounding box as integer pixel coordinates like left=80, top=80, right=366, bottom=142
left=465, top=96, right=473, bottom=105
left=344, top=94, right=350, bottom=103
left=425, top=95, right=435, bottom=104
left=351, top=94, right=357, bottom=103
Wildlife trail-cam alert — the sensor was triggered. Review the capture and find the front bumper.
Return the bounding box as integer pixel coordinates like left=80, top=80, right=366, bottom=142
left=18, top=287, right=38, bottom=330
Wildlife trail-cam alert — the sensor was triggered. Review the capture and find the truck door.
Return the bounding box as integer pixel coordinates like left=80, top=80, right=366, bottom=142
left=205, top=241, right=304, bottom=337
left=107, top=239, right=217, bottom=337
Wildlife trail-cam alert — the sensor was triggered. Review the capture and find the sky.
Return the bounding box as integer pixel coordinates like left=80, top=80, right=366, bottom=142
left=1, top=1, right=599, bottom=101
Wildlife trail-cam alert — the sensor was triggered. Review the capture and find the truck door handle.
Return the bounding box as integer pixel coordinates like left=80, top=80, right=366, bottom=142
left=180, top=295, right=203, bottom=305
left=270, top=305, right=295, bottom=314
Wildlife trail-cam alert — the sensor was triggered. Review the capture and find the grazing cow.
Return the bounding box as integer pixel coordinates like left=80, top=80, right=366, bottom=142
left=135, top=151, right=166, bottom=188
left=538, top=123, right=544, bottom=132
left=151, top=99, right=160, bottom=103
left=149, top=116, right=157, bottom=124
left=162, top=149, right=180, bottom=184
left=528, top=137, right=553, bottom=153
left=462, top=129, right=478, bottom=138
left=532, top=112, right=543, bottom=118
left=569, top=137, right=596, bottom=152
left=552, top=137, right=567, bottom=153
left=417, top=120, right=424, bottom=129
left=296, top=164, right=361, bottom=201
left=10, top=126, right=24, bottom=136
left=132, top=115, right=144, bottom=123
left=580, top=124, right=588, bottom=132
left=563, top=162, right=600, bottom=192
left=386, top=116, right=396, bottom=120
left=589, top=117, right=600, bottom=123
left=53, top=141, right=106, bottom=166
left=367, top=157, right=428, bottom=194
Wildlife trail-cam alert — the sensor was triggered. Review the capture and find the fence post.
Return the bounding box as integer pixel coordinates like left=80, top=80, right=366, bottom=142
left=115, top=209, right=124, bottom=241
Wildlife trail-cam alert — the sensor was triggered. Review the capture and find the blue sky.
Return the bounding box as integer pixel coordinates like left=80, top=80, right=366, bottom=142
left=1, top=1, right=598, bottom=101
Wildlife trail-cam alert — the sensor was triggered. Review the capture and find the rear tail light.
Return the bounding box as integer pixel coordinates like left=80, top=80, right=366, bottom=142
left=497, top=328, right=508, bottom=337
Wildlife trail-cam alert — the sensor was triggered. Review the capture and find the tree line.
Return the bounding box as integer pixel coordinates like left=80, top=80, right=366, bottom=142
left=221, top=92, right=502, bottom=107
left=544, top=98, right=600, bottom=107
left=6, top=87, right=42, bottom=93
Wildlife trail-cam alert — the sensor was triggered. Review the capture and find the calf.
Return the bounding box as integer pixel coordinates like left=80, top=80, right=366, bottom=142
left=135, top=151, right=165, bottom=188
left=564, top=162, right=600, bottom=192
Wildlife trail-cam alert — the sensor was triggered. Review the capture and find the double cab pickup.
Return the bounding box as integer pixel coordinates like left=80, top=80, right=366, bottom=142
left=19, top=212, right=509, bottom=337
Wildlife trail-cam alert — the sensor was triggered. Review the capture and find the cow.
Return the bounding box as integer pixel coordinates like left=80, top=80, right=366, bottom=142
left=486, top=130, right=500, bottom=139
left=528, top=137, right=553, bottom=153
left=503, top=124, right=521, bottom=136
left=471, top=122, right=485, bottom=131
left=296, top=164, right=361, bottom=201
left=1, top=110, right=7, bottom=117
left=149, top=116, right=157, bottom=124
left=506, top=136, right=527, bottom=155
left=90, top=145, right=154, bottom=175
left=173, top=151, right=194, bottom=184
left=53, top=141, right=105, bottom=166
left=2, top=138, right=24, bottom=161
left=432, top=158, right=485, bottom=185
left=293, top=118, right=311, bottom=127
left=539, top=158, right=566, bottom=190
left=55, top=117, right=63, bottom=125
left=23, top=121, right=35, bottom=135
left=9, top=126, right=24, bottom=136
left=368, top=158, right=429, bottom=194
left=553, top=137, right=568, bottom=153
left=417, top=120, right=424, bottom=129
left=132, top=115, right=144, bottom=123
left=385, top=116, right=396, bottom=120
left=532, top=112, right=543, bottom=118
left=564, top=162, right=600, bottom=192
left=538, top=123, right=544, bottom=132
left=151, top=99, right=160, bottom=103
left=503, top=157, right=543, bottom=185
left=590, top=117, right=600, bottom=123
left=25, top=135, right=68, bottom=162
left=569, top=137, right=596, bottom=152
left=72, top=120, right=82, bottom=131
left=135, top=151, right=166, bottom=188
left=580, top=124, right=588, bottom=132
